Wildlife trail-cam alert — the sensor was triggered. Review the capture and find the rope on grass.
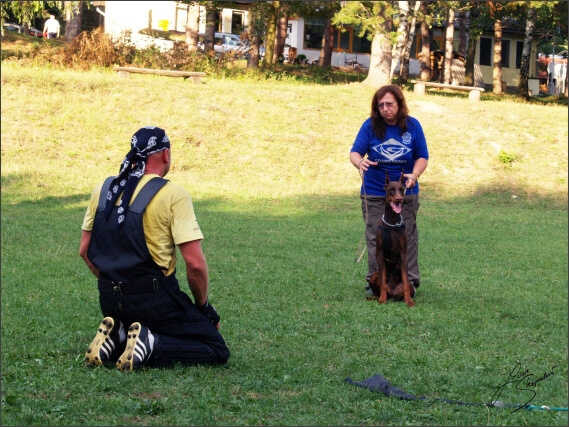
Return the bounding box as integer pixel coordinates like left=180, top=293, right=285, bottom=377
left=346, top=374, right=568, bottom=413
left=354, top=167, right=368, bottom=263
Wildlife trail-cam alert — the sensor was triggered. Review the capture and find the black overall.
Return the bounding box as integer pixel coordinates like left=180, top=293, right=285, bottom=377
left=88, top=176, right=229, bottom=366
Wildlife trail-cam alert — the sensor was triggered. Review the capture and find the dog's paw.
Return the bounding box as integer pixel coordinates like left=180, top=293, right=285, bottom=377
left=406, top=299, right=416, bottom=307
left=378, top=297, right=387, bottom=304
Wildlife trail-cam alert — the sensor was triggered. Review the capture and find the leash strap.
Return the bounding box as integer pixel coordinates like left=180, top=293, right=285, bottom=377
left=355, top=169, right=368, bottom=263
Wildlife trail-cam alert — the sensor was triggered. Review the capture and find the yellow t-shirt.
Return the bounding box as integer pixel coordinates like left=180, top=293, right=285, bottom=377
left=82, top=174, right=204, bottom=276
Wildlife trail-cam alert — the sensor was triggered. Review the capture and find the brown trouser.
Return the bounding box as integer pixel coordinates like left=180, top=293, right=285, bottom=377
left=361, top=194, right=420, bottom=286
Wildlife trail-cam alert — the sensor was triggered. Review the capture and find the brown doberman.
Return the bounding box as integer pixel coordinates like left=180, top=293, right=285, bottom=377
left=368, top=172, right=415, bottom=307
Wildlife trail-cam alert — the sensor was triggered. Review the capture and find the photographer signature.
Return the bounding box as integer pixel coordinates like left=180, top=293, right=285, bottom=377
left=491, top=362, right=558, bottom=413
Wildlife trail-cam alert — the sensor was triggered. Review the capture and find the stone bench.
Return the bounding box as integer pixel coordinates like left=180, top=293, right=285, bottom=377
left=113, top=67, right=206, bottom=83
left=411, top=80, right=485, bottom=102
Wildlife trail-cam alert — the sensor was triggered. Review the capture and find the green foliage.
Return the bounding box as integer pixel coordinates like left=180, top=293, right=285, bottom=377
left=291, top=0, right=342, bottom=19
left=498, top=149, right=518, bottom=165
left=1, top=0, right=45, bottom=28
left=333, top=1, right=396, bottom=37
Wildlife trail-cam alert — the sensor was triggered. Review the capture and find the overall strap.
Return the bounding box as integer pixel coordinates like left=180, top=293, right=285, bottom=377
left=129, top=177, right=169, bottom=214
left=96, top=176, right=115, bottom=212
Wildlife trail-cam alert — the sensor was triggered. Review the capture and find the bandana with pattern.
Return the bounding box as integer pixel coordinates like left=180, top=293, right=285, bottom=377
left=104, top=126, right=170, bottom=228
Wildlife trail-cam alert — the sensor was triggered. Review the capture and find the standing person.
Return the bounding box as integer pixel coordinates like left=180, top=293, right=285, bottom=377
left=43, top=15, right=60, bottom=39
left=79, top=126, right=230, bottom=371
left=350, top=85, right=429, bottom=296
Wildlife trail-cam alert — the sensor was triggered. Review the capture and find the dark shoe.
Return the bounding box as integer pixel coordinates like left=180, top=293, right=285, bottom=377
left=116, top=322, right=154, bottom=372
left=365, top=285, right=373, bottom=296
left=85, top=317, right=125, bottom=367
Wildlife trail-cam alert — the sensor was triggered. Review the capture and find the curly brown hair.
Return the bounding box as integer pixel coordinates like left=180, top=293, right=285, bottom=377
left=370, top=85, right=409, bottom=140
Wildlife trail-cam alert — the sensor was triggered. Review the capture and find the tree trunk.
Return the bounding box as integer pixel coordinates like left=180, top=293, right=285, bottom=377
left=263, top=1, right=278, bottom=67
left=400, top=1, right=419, bottom=84
left=458, top=9, right=467, bottom=57
left=419, top=1, right=430, bottom=80
left=517, top=7, right=535, bottom=98
left=247, top=34, right=261, bottom=69
left=185, top=2, right=200, bottom=51
left=493, top=19, right=503, bottom=94
left=464, top=34, right=477, bottom=86
left=274, top=14, right=288, bottom=62
left=464, top=3, right=480, bottom=87
left=319, top=18, right=333, bottom=67
left=363, top=11, right=393, bottom=88
left=204, top=3, right=217, bottom=54
left=246, top=0, right=270, bottom=69
left=64, top=0, right=84, bottom=42
left=443, top=6, right=454, bottom=84
left=391, top=1, right=409, bottom=80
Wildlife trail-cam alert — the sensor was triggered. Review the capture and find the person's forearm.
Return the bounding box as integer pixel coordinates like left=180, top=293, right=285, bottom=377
left=350, top=151, right=364, bottom=169
left=186, top=264, right=208, bottom=307
left=179, top=240, right=210, bottom=306
left=412, top=158, right=428, bottom=178
left=79, top=230, right=99, bottom=278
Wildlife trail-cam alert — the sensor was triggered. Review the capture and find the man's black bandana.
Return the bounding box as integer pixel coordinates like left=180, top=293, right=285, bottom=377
left=104, top=126, right=170, bottom=228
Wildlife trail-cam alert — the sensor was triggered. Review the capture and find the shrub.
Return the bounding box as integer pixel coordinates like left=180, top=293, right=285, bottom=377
left=61, top=28, right=217, bottom=72
left=498, top=149, right=517, bottom=164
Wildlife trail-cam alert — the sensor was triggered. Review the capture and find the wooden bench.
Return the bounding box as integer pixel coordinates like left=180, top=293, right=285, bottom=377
left=411, top=80, right=484, bottom=102
left=113, top=67, right=206, bottom=83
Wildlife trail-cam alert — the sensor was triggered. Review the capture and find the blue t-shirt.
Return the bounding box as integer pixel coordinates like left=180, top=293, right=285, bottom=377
left=350, top=116, right=429, bottom=197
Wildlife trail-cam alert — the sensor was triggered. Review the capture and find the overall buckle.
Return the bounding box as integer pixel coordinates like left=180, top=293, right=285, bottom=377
left=112, top=282, right=123, bottom=295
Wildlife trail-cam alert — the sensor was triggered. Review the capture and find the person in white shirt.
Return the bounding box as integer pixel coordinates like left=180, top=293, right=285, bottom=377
left=43, top=15, right=60, bottom=39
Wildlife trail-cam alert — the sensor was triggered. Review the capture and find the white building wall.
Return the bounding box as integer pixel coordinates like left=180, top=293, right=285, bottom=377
left=104, top=1, right=176, bottom=38
left=103, top=1, right=176, bottom=50
left=288, top=19, right=372, bottom=68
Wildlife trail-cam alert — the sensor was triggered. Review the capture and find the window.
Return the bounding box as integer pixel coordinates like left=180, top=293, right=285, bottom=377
left=479, top=37, right=492, bottom=66
left=333, top=27, right=351, bottom=51
left=332, top=27, right=371, bottom=53
left=352, top=31, right=371, bottom=54
left=413, top=34, right=431, bottom=59
left=304, top=18, right=326, bottom=49
left=501, top=39, right=510, bottom=67
left=515, top=40, right=524, bottom=68
left=431, top=28, right=444, bottom=52
left=231, top=11, right=243, bottom=35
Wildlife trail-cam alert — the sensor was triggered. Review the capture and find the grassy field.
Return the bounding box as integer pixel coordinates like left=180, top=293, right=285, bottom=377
left=1, top=55, right=568, bottom=426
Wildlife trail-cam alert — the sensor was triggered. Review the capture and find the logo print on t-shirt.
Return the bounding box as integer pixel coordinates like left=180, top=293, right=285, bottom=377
left=371, top=138, right=412, bottom=161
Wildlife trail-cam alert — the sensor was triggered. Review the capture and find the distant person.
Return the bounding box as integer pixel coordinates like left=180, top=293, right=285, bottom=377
left=350, top=85, right=429, bottom=296
left=43, top=15, right=60, bottom=39
left=259, top=44, right=265, bottom=60
left=80, top=126, right=230, bottom=371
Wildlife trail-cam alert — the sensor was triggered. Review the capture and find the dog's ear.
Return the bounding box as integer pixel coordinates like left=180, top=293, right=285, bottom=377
left=385, top=172, right=390, bottom=185
left=400, top=171, right=405, bottom=184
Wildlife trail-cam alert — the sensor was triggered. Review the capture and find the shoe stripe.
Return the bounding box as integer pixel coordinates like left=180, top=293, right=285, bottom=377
left=134, top=340, right=148, bottom=362
left=100, top=338, right=115, bottom=359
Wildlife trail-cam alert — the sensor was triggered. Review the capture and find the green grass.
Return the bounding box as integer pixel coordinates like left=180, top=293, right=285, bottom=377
left=1, top=60, right=567, bottom=426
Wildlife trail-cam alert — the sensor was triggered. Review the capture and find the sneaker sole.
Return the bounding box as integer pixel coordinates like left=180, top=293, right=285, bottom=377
left=116, top=322, right=146, bottom=372
left=85, top=317, right=115, bottom=367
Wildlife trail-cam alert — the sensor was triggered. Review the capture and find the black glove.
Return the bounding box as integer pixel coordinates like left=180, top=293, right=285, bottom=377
left=197, top=299, right=220, bottom=325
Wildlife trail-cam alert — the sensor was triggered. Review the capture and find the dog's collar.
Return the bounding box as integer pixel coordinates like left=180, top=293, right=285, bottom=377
left=382, top=214, right=404, bottom=229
